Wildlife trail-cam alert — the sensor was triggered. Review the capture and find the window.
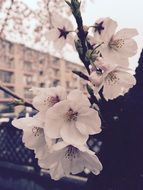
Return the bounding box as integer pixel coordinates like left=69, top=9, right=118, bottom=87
left=24, top=49, right=33, bottom=60
left=53, top=68, right=60, bottom=77
left=0, top=56, right=14, bottom=69
left=53, top=80, right=60, bottom=87
left=0, top=71, right=14, bottom=83
left=24, top=88, right=33, bottom=99
left=23, top=75, right=33, bottom=86
left=23, top=61, right=33, bottom=72
left=53, top=57, right=59, bottom=64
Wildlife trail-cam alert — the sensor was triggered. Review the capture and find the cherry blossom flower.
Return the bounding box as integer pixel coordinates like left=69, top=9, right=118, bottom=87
left=38, top=141, right=103, bottom=180
left=12, top=86, right=67, bottom=151
left=31, top=86, right=67, bottom=115
left=12, top=113, right=57, bottom=159
left=46, top=13, right=75, bottom=50
left=12, top=115, right=46, bottom=150
left=90, top=17, right=138, bottom=66
left=89, top=58, right=136, bottom=100
left=12, top=114, right=102, bottom=181
left=45, top=89, right=101, bottom=145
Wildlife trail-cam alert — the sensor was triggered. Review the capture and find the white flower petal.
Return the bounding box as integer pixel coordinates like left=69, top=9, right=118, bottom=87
left=81, top=152, right=103, bottom=175
left=77, top=108, right=101, bottom=135
left=12, top=117, right=46, bottom=151
left=46, top=100, right=70, bottom=119
left=38, top=150, right=62, bottom=169
left=45, top=118, right=64, bottom=139
left=52, top=141, right=69, bottom=151
left=50, top=162, right=65, bottom=180
left=103, top=70, right=136, bottom=100
left=101, top=47, right=129, bottom=67
left=32, top=86, right=66, bottom=112
left=35, top=144, right=49, bottom=159
left=12, top=116, right=43, bottom=130
left=60, top=122, right=88, bottom=145
left=116, top=39, right=138, bottom=57
left=53, top=37, right=66, bottom=50
left=114, top=28, right=138, bottom=39
left=93, top=17, right=117, bottom=44
left=46, top=29, right=59, bottom=42
left=52, top=12, right=74, bottom=31
left=71, top=156, right=85, bottom=174
left=55, top=86, right=67, bottom=100
left=67, top=89, right=90, bottom=107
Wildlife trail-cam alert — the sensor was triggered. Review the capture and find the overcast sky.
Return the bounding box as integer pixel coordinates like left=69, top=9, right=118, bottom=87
left=13, top=0, right=143, bottom=69
left=82, top=0, right=143, bottom=69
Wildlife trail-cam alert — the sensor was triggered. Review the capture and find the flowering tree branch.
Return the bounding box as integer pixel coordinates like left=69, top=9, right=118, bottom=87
left=0, top=0, right=138, bottom=182
left=0, top=85, right=36, bottom=110
left=72, top=70, right=89, bottom=81
left=66, top=0, right=90, bottom=74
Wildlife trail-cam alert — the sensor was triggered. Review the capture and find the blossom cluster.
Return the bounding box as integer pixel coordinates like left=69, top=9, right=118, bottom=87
left=12, top=87, right=102, bottom=180
left=12, top=0, right=138, bottom=181
left=88, top=17, right=138, bottom=100
left=47, top=15, right=138, bottom=100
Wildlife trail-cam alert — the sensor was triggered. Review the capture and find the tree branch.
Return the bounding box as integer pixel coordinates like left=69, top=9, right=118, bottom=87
left=68, top=0, right=91, bottom=74
left=0, top=85, right=36, bottom=110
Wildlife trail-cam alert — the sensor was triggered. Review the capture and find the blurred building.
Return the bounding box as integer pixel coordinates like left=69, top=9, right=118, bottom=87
left=0, top=38, right=86, bottom=113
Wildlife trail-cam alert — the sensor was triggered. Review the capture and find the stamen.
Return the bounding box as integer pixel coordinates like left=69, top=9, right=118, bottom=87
left=44, top=95, right=60, bottom=107
left=32, top=127, right=43, bottom=137
left=105, top=72, right=119, bottom=85
left=65, top=108, right=78, bottom=122
left=109, top=39, right=125, bottom=49
left=65, top=146, right=80, bottom=160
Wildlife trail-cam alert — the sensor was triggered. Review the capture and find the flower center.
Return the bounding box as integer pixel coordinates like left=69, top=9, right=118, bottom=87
left=44, top=95, right=60, bottom=107
left=65, top=145, right=80, bottom=160
left=105, top=72, right=119, bottom=85
left=65, top=108, right=78, bottom=122
left=32, top=127, right=43, bottom=137
left=58, top=26, right=69, bottom=39
left=94, top=21, right=104, bottom=35
left=109, top=39, right=125, bottom=49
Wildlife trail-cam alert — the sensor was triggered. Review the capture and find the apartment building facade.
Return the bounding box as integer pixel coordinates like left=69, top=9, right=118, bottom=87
left=0, top=39, right=86, bottom=113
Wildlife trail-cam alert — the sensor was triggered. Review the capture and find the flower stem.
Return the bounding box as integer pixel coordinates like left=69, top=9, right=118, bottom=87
left=71, top=5, right=90, bottom=74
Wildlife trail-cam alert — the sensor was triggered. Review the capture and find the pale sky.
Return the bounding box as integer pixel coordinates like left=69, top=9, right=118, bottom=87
left=5, top=0, right=143, bottom=70
left=82, top=0, right=143, bottom=70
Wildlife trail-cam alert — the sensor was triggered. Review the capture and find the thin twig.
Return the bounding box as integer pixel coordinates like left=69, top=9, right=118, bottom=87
left=71, top=4, right=90, bottom=74
left=46, top=0, right=53, bottom=29
left=72, top=70, right=89, bottom=81
left=0, top=0, right=14, bottom=37
left=0, top=85, right=36, bottom=110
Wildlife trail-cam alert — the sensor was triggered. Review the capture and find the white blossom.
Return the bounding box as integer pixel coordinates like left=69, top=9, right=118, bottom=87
left=46, top=13, right=74, bottom=50
left=12, top=113, right=58, bottom=161
left=89, top=58, right=136, bottom=100
left=45, top=89, right=101, bottom=145
left=38, top=141, right=103, bottom=180
left=31, top=86, right=67, bottom=115
left=90, top=17, right=138, bottom=67
left=12, top=115, right=102, bottom=181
